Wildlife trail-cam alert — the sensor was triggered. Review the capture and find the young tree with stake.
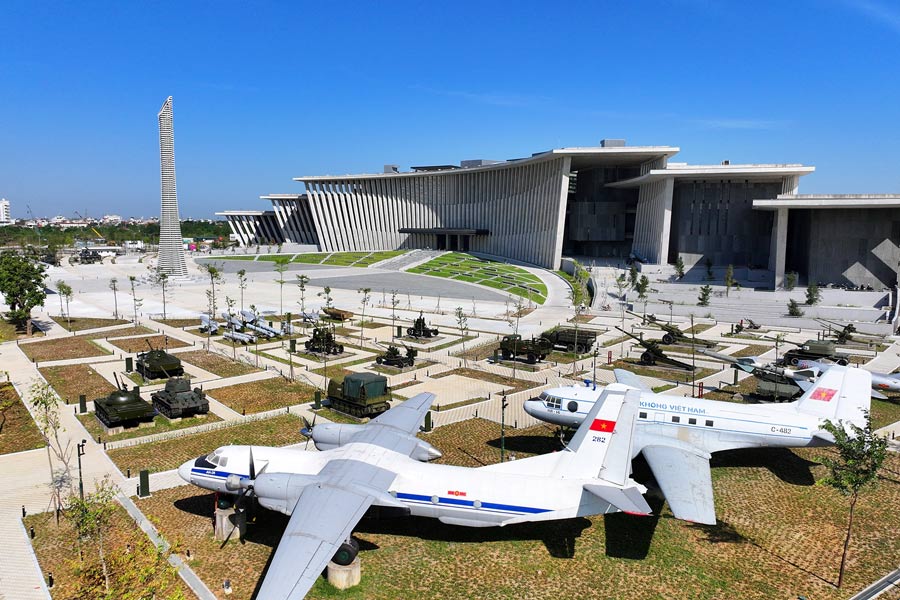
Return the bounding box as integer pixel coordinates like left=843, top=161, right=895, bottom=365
left=237, top=268, right=248, bottom=312
left=357, top=287, right=371, bottom=347
left=150, top=271, right=169, bottom=320
left=455, top=306, right=469, bottom=366
left=109, top=278, right=119, bottom=319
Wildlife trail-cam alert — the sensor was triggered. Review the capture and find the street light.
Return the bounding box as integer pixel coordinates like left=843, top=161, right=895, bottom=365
left=76, top=439, right=87, bottom=501
left=500, top=393, right=509, bottom=462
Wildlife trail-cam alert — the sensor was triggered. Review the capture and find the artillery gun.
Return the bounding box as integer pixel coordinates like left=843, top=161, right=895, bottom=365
left=774, top=338, right=848, bottom=366
left=327, top=372, right=391, bottom=418
left=151, top=378, right=209, bottom=419
left=614, top=326, right=695, bottom=371
left=406, top=312, right=438, bottom=338
left=94, top=374, right=155, bottom=428
left=304, top=324, right=344, bottom=354
left=135, top=339, right=183, bottom=380
left=627, top=311, right=716, bottom=347
left=733, top=318, right=762, bottom=335
left=375, top=344, right=417, bottom=368
left=816, top=318, right=884, bottom=346
left=498, top=334, right=553, bottom=364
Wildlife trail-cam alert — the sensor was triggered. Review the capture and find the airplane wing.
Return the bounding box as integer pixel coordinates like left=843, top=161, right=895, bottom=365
left=613, top=368, right=652, bottom=393
left=253, top=395, right=436, bottom=598
left=642, top=443, right=716, bottom=525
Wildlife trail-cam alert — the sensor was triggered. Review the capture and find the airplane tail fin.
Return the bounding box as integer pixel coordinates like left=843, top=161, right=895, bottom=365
left=793, top=365, right=871, bottom=436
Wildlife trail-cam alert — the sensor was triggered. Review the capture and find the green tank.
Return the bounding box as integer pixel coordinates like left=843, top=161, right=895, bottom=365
left=151, top=377, right=209, bottom=419
left=327, top=372, right=391, bottom=418
left=94, top=385, right=155, bottom=428
left=136, top=339, right=184, bottom=380
left=780, top=339, right=847, bottom=366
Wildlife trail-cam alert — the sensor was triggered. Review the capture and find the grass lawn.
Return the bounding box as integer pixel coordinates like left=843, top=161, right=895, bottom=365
left=599, top=360, right=717, bottom=384
left=107, top=413, right=301, bottom=473
left=25, top=505, right=190, bottom=600
left=453, top=341, right=500, bottom=361
left=77, top=411, right=222, bottom=443
left=408, top=252, right=547, bottom=304
left=19, top=336, right=112, bottom=363
left=0, top=382, right=44, bottom=455
left=39, top=364, right=117, bottom=404
left=431, top=368, right=539, bottom=394
left=292, top=253, right=328, bottom=264
left=177, top=349, right=260, bottom=378
left=81, top=325, right=156, bottom=339
left=155, top=318, right=203, bottom=328
left=108, top=334, right=191, bottom=353
left=209, top=377, right=317, bottom=414
left=731, top=344, right=774, bottom=358
left=49, top=316, right=131, bottom=331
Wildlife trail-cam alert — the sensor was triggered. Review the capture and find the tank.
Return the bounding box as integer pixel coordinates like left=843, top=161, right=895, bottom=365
left=135, top=339, right=184, bottom=380
left=375, top=345, right=416, bottom=368
left=151, top=377, right=209, bottom=419
left=499, top=334, right=553, bottom=364
left=406, top=312, right=438, bottom=338
left=94, top=387, right=155, bottom=428
left=78, top=249, right=102, bottom=264
left=780, top=339, right=847, bottom=366
left=304, top=325, right=344, bottom=354
left=327, top=372, right=391, bottom=417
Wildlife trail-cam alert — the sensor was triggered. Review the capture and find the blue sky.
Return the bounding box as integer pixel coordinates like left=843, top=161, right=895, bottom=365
left=2, top=0, right=899, bottom=219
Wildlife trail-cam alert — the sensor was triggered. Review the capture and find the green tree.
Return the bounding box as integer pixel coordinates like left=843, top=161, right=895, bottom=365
left=30, top=381, right=73, bottom=521
left=805, top=281, right=821, bottom=306
left=66, top=475, right=118, bottom=593
left=785, top=271, right=797, bottom=291
left=705, top=257, right=714, bottom=281
left=273, top=259, right=289, bottom=316
left=697, top=284, right=712, bottom=306
left=57, top=281, right=74, bottom=330
left=108, top=278, right=119, bottom=319
left=127, top=276, right=142, bottom=324
left=295, top=274, right=310, bottom=315
left=636, top=275, right=650, bottom=300
left=150, top=271, right=169, bottom=320
left=201, top=264, right=223, bottom=351
left=614, top=273, right=627, bottom=300
left=724, top=264, right=735, bottom=297
left=787, top=298, right=804, bottom=316
left=357, top=287, right=371, bottom=347
left=674, top=255, right=685, bottom=280
left=237, top=269, right=248, bottom=313
left=0, top=251, right=47, bottom=334
left=318, top=285, right=333, bottom=308
left=819, top=413, right=887, bottom=588
left=628, top=264, right=639, bottom=290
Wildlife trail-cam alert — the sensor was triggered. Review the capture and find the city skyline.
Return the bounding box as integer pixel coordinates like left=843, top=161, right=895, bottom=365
left=1, top=0, right=899, bottom=218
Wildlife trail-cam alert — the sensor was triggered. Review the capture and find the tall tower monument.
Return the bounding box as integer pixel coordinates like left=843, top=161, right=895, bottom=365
left=157, top=96, right=188, bottom=276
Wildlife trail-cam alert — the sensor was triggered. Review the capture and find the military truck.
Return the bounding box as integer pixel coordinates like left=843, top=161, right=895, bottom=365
left=327, top=372, right=392, bottom=417
left=541, top=327, right=598, bottom=353
left=375, top=345, right=416, bottom=368
left=498, top=334, right=553, bottom=364
left=151, top=378, right=209, bottom=419
left=304, top=325, right=344, bottom=354
left=779, top=339, right=848, bottom=366
left=94, top=381, right=155, bottom=428
left=407, top=312, right=439, bottom=338
left=135, top=340, right=184, bottom=380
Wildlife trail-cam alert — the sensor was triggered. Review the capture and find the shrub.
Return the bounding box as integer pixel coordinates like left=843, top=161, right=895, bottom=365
left=785, top=271, right=797, bottom=291
left=787, top=298, right=804, bottom=316
left=698, top=285, right=712, bottom=306
left=674, top=255, right=685, bottom=280
left=805, top=282, right=820, bottom=306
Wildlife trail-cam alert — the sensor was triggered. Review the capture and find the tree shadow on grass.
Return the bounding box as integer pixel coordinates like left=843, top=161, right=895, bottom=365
left=711, top=447, right=819, bottom=485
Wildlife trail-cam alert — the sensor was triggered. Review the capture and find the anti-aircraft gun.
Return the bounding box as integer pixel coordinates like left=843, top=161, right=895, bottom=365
left=775, top=338, right=849, bottom=366
left=614, top=326, right=695, bottom=371
left=406, top=311, right=439, bottom=338
left=733, top=318, right=762, bottom=335
left=627, top=311, right=716, bottom=347
left=94, top=374, right=155, bottom=428
left=151, top=378, right=209, bottom=419
left=135, top=339, right=184, bottom=380
left=304, top=324, right=344, bottom=354
left=375, top=344, right=417, bottom=368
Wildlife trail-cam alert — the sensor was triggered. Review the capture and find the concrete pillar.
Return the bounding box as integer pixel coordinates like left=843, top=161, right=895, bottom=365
left=327, top=558, right=361, bottom=589
left=769, top=208, right=789, bottom=288
left=214, top=507, right=246, bottom=542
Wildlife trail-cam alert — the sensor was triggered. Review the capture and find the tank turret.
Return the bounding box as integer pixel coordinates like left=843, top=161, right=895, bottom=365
left=135, top=339, right=184, bottom=380
left=94, top=378, right=155, bottom=427
left=151, top=377, right=209, bottom=419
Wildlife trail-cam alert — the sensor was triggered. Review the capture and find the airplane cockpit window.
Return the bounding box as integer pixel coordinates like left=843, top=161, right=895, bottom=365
left=219, top=457, right=228, bottom=467
left=539, top=392, right=562, bottom=410
left=206, top=449, right=223, bottom=466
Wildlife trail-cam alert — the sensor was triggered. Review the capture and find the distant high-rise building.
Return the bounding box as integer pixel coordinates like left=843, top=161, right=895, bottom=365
left=0, top=198, right=11, bottom=223
left=156, top=96, right=188, bottom=276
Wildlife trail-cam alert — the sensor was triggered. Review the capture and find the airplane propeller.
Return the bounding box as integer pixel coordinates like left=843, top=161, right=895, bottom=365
left=301, top=414, right=317, bottom=450
left=220, top=446, right=268, bottom=548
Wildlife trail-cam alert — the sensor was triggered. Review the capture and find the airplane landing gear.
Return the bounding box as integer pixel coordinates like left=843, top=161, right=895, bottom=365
left=332, top=537, right=359, bottom=566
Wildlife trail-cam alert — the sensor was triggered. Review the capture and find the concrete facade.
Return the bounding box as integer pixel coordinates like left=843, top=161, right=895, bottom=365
left=156, top=97, right=188, bottom=276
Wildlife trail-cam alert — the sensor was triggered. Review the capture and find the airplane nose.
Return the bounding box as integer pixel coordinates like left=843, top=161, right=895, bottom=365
left=523, top=400, right=539, bottom=417
left=178, top=459, right=194, bottom=483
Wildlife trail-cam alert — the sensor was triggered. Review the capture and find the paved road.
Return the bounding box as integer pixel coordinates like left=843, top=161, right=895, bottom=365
left=850, top=565, right=900, bottom=600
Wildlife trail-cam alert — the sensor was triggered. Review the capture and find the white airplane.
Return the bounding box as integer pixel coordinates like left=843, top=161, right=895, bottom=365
left=523, top=366, right=871, bottom=525
left=179, top=390, right=651, bottom=598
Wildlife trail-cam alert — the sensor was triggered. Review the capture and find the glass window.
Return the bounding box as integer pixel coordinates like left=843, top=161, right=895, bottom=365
left=639, top=412, right=647, bottom=419
left=689, top=418, right=697, bottom=425
left=705, top=420, right=714, bottom=427
left=671, top=416, right=680, bottom=423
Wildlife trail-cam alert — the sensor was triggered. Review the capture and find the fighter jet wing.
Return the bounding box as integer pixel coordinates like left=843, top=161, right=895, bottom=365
left=370, top=391, right=435, bottom=434
left=642, top=443, right=716, bottom=525
left=613, top=368, right=652, bottom=393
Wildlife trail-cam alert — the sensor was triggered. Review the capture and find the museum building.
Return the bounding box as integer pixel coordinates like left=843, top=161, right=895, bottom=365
left=218, top=140, right=900, bottom=288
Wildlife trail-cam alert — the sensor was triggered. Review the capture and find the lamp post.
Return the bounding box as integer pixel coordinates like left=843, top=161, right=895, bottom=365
left=76, top=439, right=87, bottom=501
left=500, top=393, right=509, bottom=462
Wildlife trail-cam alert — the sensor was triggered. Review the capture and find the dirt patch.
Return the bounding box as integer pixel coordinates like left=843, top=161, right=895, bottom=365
left=107, top=334, right=191, bottom=353
left=20, top=337, right=111, bottom=363
left=0, top=382, right=44, bottom=455
left=107, top=413, right=301, bottom=474
left=77, top=412, right=223, bottom=444
left=40, top=364, right=117, bottom=403
left=177, top=350, right=260, bottom=378
left=50, top=316, right=131, bottom=332
left=209, top=378, right=316, bottom=414
left=431, top=368, right=539, bottom=394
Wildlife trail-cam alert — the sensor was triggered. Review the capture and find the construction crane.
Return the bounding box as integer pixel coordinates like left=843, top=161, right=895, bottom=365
left=73, top=210, right=105, bottom=244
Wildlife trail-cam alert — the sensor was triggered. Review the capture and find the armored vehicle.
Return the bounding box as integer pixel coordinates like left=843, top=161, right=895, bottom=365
left=779, top=339, right=848, bottom=366
left=375, top=345, right=416, bottom=368
left=322, top=307, right=354, bottom=322
left=77, top=249, right=102, bottom=264
left=499, top=334, right=553, bottom=364
left=151, top=378, right=209, bottom=419
left=327, top=372, right=391, bottom=417
left=407, top=312, right=439, bottom=338
left=94, top=380, right=155, bottom=428
left=304, top=325, right=344, bottom=354
left=541, top=327, right=598, bottom=353
left=615, top=327, right=694, bottom=371
left=135, top=339, right=184, bottom=380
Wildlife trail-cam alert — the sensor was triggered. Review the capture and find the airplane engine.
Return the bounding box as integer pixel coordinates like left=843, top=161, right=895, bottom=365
left=253, top=473, right=320, bottom=515
left=310, top=423, right=366, bottom=451
left=410, top=438, right=442, bottom=461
